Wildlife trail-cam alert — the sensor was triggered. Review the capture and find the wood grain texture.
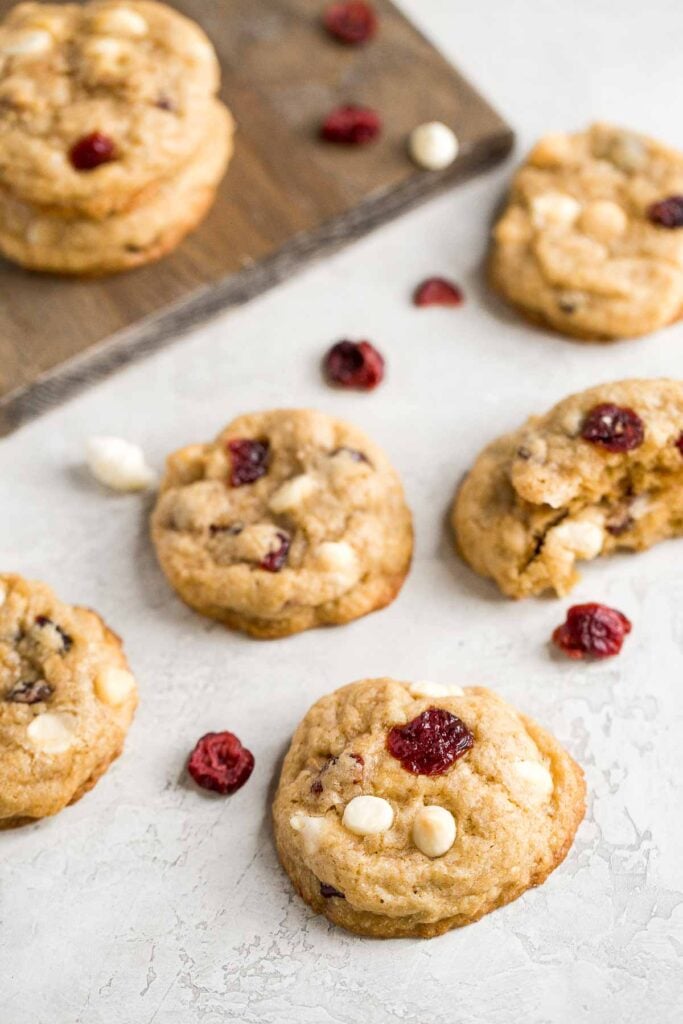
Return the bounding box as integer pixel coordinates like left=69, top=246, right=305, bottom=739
left=0, top=0, right=513, bottom=435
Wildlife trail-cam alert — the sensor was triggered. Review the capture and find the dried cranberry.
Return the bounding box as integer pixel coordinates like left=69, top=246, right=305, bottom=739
left=35, top=615, right=73, bottom=652
left=323, top=1, right=377, bottom=44
left=320, top=882, right=345, bottom=899
left=413, top=277, right=464, bottom=307
left=6, top=679, right=53, bottom=704
left=323, top=340, right=384, bottom=390
left=260, top=532, right=290, bottom=572
left=552, top=603, right=632, bottom=660
left=310, top=778, right=324, bottom=795
left=387, top=707, right=474, bottom=776
left=227, top=439, right=270, bottom=486
left=580, top=403, right=644, bottom=453
left=676, top=431, right=683, bottom=456
left=187, top=731, right=254, bottom=795
left=320, top=105, right=381, bottom=145
left=648, top=195, right=683, bottom=228
left=349, top=752, right=364, bottom=767
left=155, top=95, right=175, bottom=111
left=69, top=132, right=116, bottom=171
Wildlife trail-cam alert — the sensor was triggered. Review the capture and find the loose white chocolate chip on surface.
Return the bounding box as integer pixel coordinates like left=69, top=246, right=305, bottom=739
left=408, top=681, right=465, bottom=699
left=95, top=666, right=136, bottom=707
left=1, top=30, right=52, bottom=56
left=290, top=813, right=327, bottom=853
left=409, top=121, right=459, bottom=171
left=530, top=192, right=581, bottom=230
left=412, top=805, right=457, bottom=858
left=512, top=760, right=554, bottom=800
left=342, top=795, right=394, bottom=836
left=27, top=713, right=75, bottom=754
left=268, top=474, right=316, bottom=513
left=86, top=436, right=157, bottom=492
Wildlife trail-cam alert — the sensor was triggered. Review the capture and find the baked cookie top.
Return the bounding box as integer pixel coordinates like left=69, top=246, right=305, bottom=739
left=453, top=379, right=683, bottom=598
left=0, top=573, right=138, bottom=827
left=491, top=123, right=683, bottom=339
left=273, top=678, right=585, bottom=938
left=151, top=409, right=413, bottom=638
left=0, top=1, right=221, bottom=216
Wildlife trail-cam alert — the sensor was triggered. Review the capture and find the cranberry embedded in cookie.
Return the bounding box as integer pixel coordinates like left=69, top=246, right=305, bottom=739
left=69, top=131, right=117, bottom=171
left=228, top=439, right=270, bottom=486
left=648, top=195, right=683, bottom=228
left=387, top=707, right=474, bottom=776
left=580, top=403, right=644, bottom=453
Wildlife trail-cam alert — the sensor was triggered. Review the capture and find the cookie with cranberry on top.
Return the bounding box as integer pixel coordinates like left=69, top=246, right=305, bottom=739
left=491, top=123, right=683, bottom=339
left=273, top=677, right=585, bottom=937
left=453, top=379, right=683, bottom=597
left=0, top=573, right=138, bottom=829
left=151, top=410, right=413, bottom=638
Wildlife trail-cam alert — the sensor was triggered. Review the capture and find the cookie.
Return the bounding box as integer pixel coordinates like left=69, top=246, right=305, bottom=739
left=0, top=1, right=222, bottom=218
left=273, top=677, right=585, bottom=938
left=490, top=123, right=683, bottom=339
left=453, top=379, right=683, bottom=598
left=0, top=573, right=138, bottom=828
left=0, top=99, right=232, bottom=274
left=151, top=409, right=413, bottom=638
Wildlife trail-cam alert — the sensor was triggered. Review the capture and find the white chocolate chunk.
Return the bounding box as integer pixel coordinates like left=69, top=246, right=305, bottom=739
left=408, top=681, right=465, bottom=699
left=92, top=7, right=148, bottom=36
left=412, top=805, right=457, bottom=858
left=547, top=518, right=605, bottom=561
left=512, top=759, right=554, bottom=801
left=27, top=713, right=75, bottom=754
left=95, top=666, right=136, bottom=707
left=529, top=133, right=573, bottom=168
left=409, top=122, right=459, bottom=171
left=314, top=541, right=358, bottom=574
left=0, top=582, right=6, bottom=608
left=290, top=813, right=327, bottom=853
left=268, top=474, right=316, bottom=513
left=86, top=436, right=156, bottom=492
left=1, top=30, right=52, bottom=56
left=342, top=795, right=394, bottom=836
left=530, top=192, right=581, bottom=230
left=579, top=200, right=627, bottom=242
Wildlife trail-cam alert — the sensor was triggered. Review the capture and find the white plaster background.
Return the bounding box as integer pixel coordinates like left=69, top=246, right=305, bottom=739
left=2, top=1, right=683, bottom=1021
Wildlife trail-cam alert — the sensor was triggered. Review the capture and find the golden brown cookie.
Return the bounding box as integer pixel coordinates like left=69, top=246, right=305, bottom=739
left=490, top=124, right=683, bottom=339
left=0, top=1, right=221, bottom=218
left=0, top=99, right=232, bottom=274
left=273, top=678, right=585, bottom=938
left=453, top=379, right=683, bottom=598
left=0, top=573, right=138, bottom=828
left=151, top=410, right=414, bottom=638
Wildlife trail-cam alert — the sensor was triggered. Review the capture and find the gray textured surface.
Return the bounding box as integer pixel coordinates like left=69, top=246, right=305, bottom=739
left=2, top=1, right=683, bottom=1021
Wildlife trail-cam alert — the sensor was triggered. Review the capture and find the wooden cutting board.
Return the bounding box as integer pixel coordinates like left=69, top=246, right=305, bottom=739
left=0, top=0, right=513, bottom=435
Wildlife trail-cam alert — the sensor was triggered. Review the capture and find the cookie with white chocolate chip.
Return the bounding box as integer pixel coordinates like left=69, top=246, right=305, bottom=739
left=490, top=123, right=683, bottom=339
left=150, top=410, right=414, bottom=638
left=0, top=0, right=223, bottom=218
left=0, top=573, right=138, bottom=828
left=453, top=379, right=683, bottom=598
left=273, top=678, right=585, bottom=938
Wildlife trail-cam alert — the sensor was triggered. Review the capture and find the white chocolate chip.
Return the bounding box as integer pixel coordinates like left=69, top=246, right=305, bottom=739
left=512, top=760, right=554, bottom=801
left=86, top=436, right=156, bottom=492
left=409, top=122, right=459, bottom=171
left=529, top=133, right=573, bottom=168
left=630, top=494, right=651, bottom=520
left=93, top=7, right=148, bottom=37
left=268, top=474, right=316, bottom=513
left=342, top=795, right=394, bottom=836
left=27, top=712, right=75, bottom=754
left=579, top=200, right=627, bottom=242
left=0, top=582, right=6, bottom=608
left=1, top=30, right=52, bottom=56
left=530, top=192, right=581, bottom=230
left=547, top=518, right=605, bottom=561
left=412, top=805, right=457, bottom=858
left=313, top=541, right=358, bottom=573
left=290, top=813, right=327, bottom=853
left=408, top=681, right=465, bottom=699
left=94, top=666, right=136, bottom=707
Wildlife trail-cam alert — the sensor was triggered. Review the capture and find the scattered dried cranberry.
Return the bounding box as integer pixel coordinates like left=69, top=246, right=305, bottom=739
left=323, top=1, right=377, bottom=44
left=552, top=603, right=632, bottom=660
left=227, top=439, right=270, bottom=486
left=6, top=679, right=53, bottom=704
left=320, top=105, right=381, bottom=145
left=69, top=132, right=116, bottom=171
left=187, top=731, right=254, bottom=795
left=387, top=707, right=474, bottom=776
left=323, top=340, right=384, bottom=390
left=35, top=615, right=73, bottom=652
left=413, top=277, right=464, bottom=307
left=320, top=882, right=345, bottom=899
left=580, top=403, right=644, bottom=453
left=260, top=532, right=290, bottom=572
left=648, top=195, right=683, bottom=228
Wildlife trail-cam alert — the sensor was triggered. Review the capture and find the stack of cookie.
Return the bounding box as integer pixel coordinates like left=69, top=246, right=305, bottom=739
left=0, top=0, right=234, bottom=274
